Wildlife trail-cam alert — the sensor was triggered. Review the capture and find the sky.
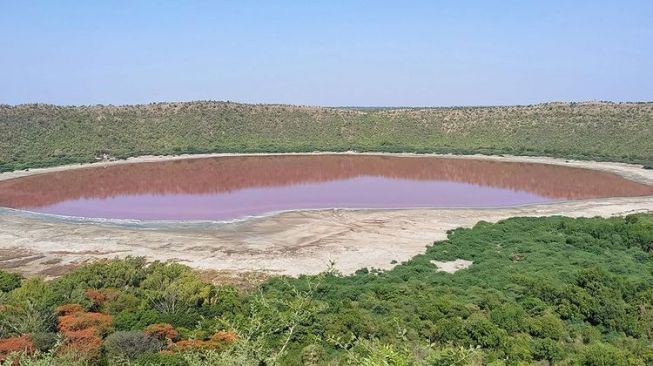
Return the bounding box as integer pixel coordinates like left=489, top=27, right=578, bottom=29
left=1, top=1, right=651, bottom=106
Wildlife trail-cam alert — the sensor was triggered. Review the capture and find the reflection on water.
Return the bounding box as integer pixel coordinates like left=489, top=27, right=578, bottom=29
left=0, top=155, right=651, bottom=220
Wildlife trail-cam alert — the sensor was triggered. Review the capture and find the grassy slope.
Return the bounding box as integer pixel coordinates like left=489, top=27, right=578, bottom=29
left=1, top=101, right=652, bottom=171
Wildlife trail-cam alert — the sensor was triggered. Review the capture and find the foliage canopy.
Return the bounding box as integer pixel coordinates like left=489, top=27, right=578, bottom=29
left=1, top=214, right=652, bottom=364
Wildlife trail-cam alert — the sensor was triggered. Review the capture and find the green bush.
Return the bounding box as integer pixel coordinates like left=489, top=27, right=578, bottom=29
left=531, top=338, right=564, bottom=362
left=113, top=309, right=202, bottom=331
left=30, top=332, right=58, bottom=352
left=464, top=314, right=506, bottom=348
left=301, top=344, right=325, bottom=366
left=135, top=352, right=189, bottom=366
left=0, top=271, right=22, bottom=293
left=580, top=343, right=629, bottom=366
left=102, top=291, right=142, bottom=315
left=527, top=313, right=566, bottom=340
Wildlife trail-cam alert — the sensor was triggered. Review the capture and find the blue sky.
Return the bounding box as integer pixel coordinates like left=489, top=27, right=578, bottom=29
left=1, top=1, right=651, bottom=106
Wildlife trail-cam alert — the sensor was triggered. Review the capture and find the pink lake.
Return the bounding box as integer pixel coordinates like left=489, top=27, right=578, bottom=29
left=0, top=155, right=651, bottom=221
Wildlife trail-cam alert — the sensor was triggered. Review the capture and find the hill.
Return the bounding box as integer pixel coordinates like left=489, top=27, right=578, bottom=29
left=1, top=101, right=652, bottom=172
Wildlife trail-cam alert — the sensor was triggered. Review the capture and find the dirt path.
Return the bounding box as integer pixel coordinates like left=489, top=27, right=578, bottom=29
left=0, top=153, right=651, bottom=278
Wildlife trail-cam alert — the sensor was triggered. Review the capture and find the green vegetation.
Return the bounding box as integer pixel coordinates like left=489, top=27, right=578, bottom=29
left=1, top=101, right=652, bottom=172
left=1, top=214, right=653, bottom=364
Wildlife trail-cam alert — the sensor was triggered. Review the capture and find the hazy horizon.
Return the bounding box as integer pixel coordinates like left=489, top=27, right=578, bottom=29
left=3, top=99, right=653, bottom=109
left=1, top=1, right=652, bottom=106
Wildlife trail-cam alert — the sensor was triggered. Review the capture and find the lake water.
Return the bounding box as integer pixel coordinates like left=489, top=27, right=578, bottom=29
left=0, top=155, right=651, bottom=220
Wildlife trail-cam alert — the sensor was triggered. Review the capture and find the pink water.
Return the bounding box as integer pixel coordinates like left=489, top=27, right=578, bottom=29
left=0, top=155, right=651, bottom=220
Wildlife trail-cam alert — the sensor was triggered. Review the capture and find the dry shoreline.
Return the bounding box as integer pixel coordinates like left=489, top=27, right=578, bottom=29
left=0, top=152, right=652, bottom=278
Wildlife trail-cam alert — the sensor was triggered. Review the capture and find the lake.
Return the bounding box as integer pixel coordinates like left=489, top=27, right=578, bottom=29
left=0, top=155, right=651, bottom=220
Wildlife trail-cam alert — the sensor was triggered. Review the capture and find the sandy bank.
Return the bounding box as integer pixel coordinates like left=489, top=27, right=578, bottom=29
left=0, top=153, right=651, bottom=278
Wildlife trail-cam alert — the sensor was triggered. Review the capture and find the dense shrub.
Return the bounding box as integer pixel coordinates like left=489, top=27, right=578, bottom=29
left=55, top=303, right=85, bottom=316
left=84, top=289, right=106, bottom=307
left=57, top=311, right=112, bottom=336
left=102, top=291, right=142, bottom=315
left=166, top=331, right=237, bottom=353
left=301, top=344, right=325, bottom=366
left=527, top=313, right=566, bottom=340
left=135, top=352, right=189, bottom=366
left=531, top=338, right=565, bottom=363
left=580, top=343, right=629, bottom=366
left=0, top=334, right=35, bottom=361
left=30, top=332, right=58, bottom=352
left=464, top=314, right=505, bottom=348
left=0, top=272, right=21, bottom=293
left=104, top=331, right=163, bottom=361
left=113, top=309, right=203, bottom=331
left=0, top=214, right=652, bottom=364
left=55, top=306, right=112, bottom=362
left=144, top=323, right=179, bottom=342
left=58, top=327, right=103, bottom=362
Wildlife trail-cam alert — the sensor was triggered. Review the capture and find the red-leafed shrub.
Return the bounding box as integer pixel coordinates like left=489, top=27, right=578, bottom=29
left=62, top=327, right=97, bottom=341
left=58, top=331, right=102, bottom=362
left=169, top=339, right=212, bottom=351
left=144, top=323, right=179, bottom=341
left=0, top=334, right=35, bottom=361
left=85, top=288, right=125, bottom=310
left=85, top=288, right=107, bottom=309
left=58, top=312, right=112, bottom=336
left=55, top=303, right=85, bottom=316
left=168, top=331, right=238, bottom=352
left=55, top=308, right=112, bottom=362
left=211, top=331, right=238, bottom=344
